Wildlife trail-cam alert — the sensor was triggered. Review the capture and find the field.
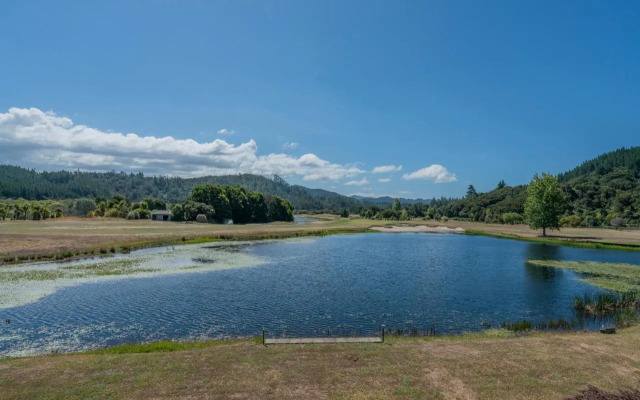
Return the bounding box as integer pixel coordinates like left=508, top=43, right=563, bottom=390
left=2, top=216, right=640, bottom=265
left=1, top=327, right=639, bottom=399
left=2, top=217, right=640, bottom=398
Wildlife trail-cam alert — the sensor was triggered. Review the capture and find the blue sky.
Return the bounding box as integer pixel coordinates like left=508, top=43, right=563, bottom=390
left=1, top=1, right=638, bottom=199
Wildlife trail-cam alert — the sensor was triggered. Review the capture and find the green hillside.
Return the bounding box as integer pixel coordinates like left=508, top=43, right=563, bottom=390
left=0, top=166, right=359, bottom=211
left=431, top=147, right=640, bottom=226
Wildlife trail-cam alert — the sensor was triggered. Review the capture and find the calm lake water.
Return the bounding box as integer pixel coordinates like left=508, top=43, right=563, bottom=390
left=1, top=232, right=640, bottom=357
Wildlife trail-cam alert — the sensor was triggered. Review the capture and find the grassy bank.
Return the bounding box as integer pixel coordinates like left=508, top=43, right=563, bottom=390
left=527, top=260, right=640, bottom=292
left=1, top=327, right=639, bottom=399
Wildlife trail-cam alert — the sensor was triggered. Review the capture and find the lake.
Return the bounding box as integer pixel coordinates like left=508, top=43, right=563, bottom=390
left=1, top=232, right=640, bottom=357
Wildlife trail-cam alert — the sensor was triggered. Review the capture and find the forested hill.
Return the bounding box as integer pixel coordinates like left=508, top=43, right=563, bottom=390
left=433, top=147, right=640, bottom=226
left=558, top=147, right=640, bottom=182
left=0, top=166, right=359, bottom=211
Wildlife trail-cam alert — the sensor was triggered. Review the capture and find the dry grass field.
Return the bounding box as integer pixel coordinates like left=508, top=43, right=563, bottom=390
left=1, top=216, right=639, bottom=264
left=1, top=327, right=639, bottom=399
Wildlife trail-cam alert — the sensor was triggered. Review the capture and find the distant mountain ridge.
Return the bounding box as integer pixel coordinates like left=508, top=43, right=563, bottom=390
left=350, top=195, right=435, bottom=206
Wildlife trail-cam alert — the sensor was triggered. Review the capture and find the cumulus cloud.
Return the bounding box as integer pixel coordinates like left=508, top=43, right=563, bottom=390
left=378, top=178, right=391, bottom=183
left=372, top=165, right=402, bottom=173
left=344, top=178, right=369, bottom=186
left=402, top=164, right=457, bottom=183
left=217, top=128, right=235, bottom=135
left=282, top=142, right=298, bottom=150
left=0, top=107, right=364, bottom=181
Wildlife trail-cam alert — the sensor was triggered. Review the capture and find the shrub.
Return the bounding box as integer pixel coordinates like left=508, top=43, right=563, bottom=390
left=610, top=217, right=626, bottom=230
left=501, top=212, right=524, bottom=225
left=195, top=214, right=208, bottom=223
left=560, top=214, right=582, bottom=228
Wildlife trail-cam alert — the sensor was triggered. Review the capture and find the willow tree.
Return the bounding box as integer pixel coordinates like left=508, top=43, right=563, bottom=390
left=524, top=173, right=565, bottom=236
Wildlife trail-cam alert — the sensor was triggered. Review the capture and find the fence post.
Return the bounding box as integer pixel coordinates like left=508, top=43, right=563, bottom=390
left=381, top=325, right=385, bottom=343
left=262, top=328, right=266, bottom=346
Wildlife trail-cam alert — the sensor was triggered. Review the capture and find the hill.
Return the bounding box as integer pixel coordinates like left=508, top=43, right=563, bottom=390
left=0, top=166, right=360, bottom=211
left=431, top=147, right=640, bottom=226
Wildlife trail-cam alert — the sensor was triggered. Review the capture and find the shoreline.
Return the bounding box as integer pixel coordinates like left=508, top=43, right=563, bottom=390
left=2, top=218, right=640, bottom=267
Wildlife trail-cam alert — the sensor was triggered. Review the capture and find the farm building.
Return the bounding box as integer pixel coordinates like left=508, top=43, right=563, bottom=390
left=151, top=210, right=171, bottom=221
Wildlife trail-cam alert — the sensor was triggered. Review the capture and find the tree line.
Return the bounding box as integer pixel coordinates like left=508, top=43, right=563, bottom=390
left=0, top=184, right=294, bottom=224
left=170, top=184, right=294, bottom=223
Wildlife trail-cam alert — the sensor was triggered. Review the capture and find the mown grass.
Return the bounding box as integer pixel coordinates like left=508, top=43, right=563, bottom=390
left=3, top=327, right=640, bottom=399
left=527, top=259, right=640, bottom=292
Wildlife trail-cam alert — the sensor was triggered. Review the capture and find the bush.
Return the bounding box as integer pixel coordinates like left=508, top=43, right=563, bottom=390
left=610, top=217, right=626, bottom=230
left=560, top=214, right=582, bottom=228
left=195, top=214, right=208, bottom=223
left=501, top=212, right=524, bottom=225
left=74, top=198, right=96, bottom=217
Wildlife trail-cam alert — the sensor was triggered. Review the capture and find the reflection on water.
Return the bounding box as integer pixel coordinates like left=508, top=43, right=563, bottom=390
left=1, top=233, right=639, bottom=357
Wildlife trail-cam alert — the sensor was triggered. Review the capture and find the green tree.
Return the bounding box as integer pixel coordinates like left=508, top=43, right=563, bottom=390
left=74, top=198, right=97, bottom=217
left=0, top=204, right=6, bottom=220
left=183, top=200, right=215, bottom=221
left=466, top=185, right=477, bottom=197
left=189, top=184, right=231, bottom=221
left=248, top=191, right=268, bottom=222
left=524, top=173, right=566, bottom=236
left=496, top=180, right=507, bottom=189
left=225, top=186, right=251, bottom=223
left=340, top=209, right=349, bottom=218
left=265, top=195, right=294, bottom=222
left=170, top=203, right=185, bottom=221
left=144, top=198, right=167, bottom=211
left=391, top=198, right=402, bottom=211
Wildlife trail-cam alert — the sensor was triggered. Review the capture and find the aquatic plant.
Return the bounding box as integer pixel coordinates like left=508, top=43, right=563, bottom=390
left=528, top=260, right=640, bottom=292
left=501, top=320, right=532, bottom=332
left=614, top=309, right=640, bottom=328
left=573, top=292, right=639, bottom=317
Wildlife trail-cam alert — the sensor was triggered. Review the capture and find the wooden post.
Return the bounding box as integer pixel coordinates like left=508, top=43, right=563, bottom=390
left=381, top=325, right=385, bottom=343
left=262, top=328, right=266, bottom=346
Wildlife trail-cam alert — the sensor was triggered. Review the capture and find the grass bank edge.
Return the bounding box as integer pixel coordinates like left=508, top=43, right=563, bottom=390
left=464, top=229, right=640, bottom=252
left=0, top=327, right=608, bottom=362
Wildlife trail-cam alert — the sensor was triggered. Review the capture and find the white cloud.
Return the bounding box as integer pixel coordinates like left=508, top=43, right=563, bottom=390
left=399, top=190, right=412, bottom=195
left=217, top=128, right=235, bottom=135
left=283, top=142, right=299, bottom=150
left=0, top=107, right=364, bottom=181
left=372, top=165, right=402, bottom=173
left=344, top=178, right=369, bottom=186
left=402, top=164, right=457, bottom=183
left=378, top=178, right=391, bottom=183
